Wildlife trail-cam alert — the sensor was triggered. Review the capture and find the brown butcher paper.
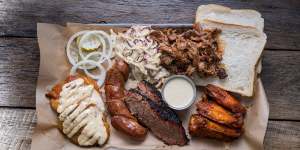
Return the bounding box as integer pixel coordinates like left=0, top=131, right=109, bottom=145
left=31, top=23, right=269, bottom=150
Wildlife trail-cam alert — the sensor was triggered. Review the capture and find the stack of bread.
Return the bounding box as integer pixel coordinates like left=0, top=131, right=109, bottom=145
left=193, top=4, right=267, bottom=97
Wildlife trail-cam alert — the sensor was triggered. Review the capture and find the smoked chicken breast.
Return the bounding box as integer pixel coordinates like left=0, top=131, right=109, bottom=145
left=46, top=74, right=110, bottom=146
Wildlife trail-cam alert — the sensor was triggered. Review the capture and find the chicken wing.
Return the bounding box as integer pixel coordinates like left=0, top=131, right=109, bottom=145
left=196, top=99, right=243, bottom=128
left=188, top=114, right=241, bottom=141
left=205, top=84, right=246, bottom=114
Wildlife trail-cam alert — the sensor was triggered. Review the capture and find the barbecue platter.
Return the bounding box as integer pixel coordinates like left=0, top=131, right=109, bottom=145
left=44, top=4, right=266, bottom=147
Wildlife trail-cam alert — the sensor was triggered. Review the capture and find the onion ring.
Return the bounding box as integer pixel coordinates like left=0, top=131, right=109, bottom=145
left=78, top=52, right=106, bottom=70
left=101, top=58, right=112, bottom=70
left=70, top=60, right=106, bottom=86
left=85, top=30, right=113, bottom=59
left=84, top=51, right=105, bottom=63
left=66, top=30, right=89, bottom=66
left=78, top=32, right=107, bottom=60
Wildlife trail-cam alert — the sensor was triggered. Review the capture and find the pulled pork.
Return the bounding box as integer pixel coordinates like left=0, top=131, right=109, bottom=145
left=150, top=24, right=227, bottom=79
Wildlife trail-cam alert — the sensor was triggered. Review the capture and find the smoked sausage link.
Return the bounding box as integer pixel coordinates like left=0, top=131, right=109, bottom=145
left=105, top=59, right=147, bottom=140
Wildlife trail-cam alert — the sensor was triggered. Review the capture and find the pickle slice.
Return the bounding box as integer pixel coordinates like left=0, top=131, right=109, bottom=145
left=78, top=32, right=102, bottom=51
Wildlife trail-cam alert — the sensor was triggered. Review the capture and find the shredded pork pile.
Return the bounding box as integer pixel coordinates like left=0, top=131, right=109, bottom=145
left=150, top=24, right=227, bottom=79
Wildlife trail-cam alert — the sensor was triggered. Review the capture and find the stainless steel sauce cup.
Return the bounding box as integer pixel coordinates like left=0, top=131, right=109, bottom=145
left=161, top=75, right=197, bottom=110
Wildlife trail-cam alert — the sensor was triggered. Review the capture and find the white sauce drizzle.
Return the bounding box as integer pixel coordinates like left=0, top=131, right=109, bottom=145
left=57, top=78, right=108, bottom=146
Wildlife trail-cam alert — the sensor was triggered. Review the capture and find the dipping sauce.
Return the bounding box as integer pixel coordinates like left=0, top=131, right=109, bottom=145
left=162, top=75, right=196, bottom=110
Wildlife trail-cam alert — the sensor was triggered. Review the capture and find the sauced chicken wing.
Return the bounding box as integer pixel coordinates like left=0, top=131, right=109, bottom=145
left=205, top=84, right=246, bottom=114
left=189, top=115, right=241, bottom=141
left=196, top=99, right=243, bottom=128
left=188, top=85, right=246, bottom=141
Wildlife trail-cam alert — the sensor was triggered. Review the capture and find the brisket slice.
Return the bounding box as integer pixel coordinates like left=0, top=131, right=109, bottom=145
left=137, top=80, right=176, bottom=110
left=137, top=80, right=163, bottom=105
left=132, top=89, right=180, bottom=124
left=125, top=89, right=189, bottom=146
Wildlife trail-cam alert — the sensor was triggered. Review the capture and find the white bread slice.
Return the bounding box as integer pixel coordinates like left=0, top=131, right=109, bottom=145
left=196, top=4, right=264, bottom=31
left=193, top=4, right=267, bottom=97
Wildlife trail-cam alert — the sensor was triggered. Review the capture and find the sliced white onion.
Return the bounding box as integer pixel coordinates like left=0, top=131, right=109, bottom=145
left=78, top=33, right=107, bottom=60
left=84, top=67, right=106, bottom=80
left=70, top=60, right=106, bottom=86
left=84, top=51, right=105, bottom=62
left=81, top=51, right=111, bottom=69
left=101, top=58, right=112, bottom=70
left=87, top=30, right=113, bottom=59
left=66, top=30, right=115, bottom=87
left=110, top=29, right=117, bottom=46
left=77, top=52, right=105, bottom=70
left=78, top=33, right=102, bottom=51
left=66, top=30, right=89, bottom=66
left=66, top=30, right=113, bottom=66
left=96, top=78, right=105, bottom=88
left=84, top=67, right=106, bottom=87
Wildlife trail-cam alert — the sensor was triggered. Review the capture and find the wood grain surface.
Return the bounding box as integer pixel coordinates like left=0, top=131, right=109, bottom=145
left=0, top=108, right=36, bottom=150
left=0, top=38, right=38, bottom=108
left=0, top=0, right=300, bottom=50
left=261, top=51, right=300, bottom=120
left=0, top=0, right=299, bottom=149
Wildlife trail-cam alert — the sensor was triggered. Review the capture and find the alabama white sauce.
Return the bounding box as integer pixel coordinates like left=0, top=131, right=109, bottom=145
left=57, top=78, right=108, bottom=146
left=163, top=77, right=195, bottom=109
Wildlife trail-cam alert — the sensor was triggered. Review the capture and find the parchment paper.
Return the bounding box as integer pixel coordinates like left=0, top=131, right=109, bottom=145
left=31, top=23, right=269, bottom=150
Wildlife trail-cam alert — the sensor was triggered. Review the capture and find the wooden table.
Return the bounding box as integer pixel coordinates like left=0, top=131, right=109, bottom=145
left=0, top=0, right=299, bottom=149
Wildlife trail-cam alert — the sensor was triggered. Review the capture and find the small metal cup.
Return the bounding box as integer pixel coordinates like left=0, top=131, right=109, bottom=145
left=161, top=75, right=197, bottom=110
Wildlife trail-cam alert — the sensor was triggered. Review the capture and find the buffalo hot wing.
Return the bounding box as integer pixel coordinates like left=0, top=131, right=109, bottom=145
left=189, top=85, right=246, bottom=141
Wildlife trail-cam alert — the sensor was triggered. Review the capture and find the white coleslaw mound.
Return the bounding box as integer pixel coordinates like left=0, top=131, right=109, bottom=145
left=112, top=25, right=169, bottom=82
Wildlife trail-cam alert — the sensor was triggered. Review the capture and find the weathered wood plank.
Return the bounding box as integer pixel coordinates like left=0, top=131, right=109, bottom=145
left=0, top=38, right=300, bottom=120
left=264, top=120, right=300, bottom=150
left=0, top=108, right=298, bottom=150
left=261, top=50, right=300, bottom=120
left=0, top=0, right=300, bottom=49
left=0, top=108, right=36, bottom=150
left=0, top=38, right=39, bottom=107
